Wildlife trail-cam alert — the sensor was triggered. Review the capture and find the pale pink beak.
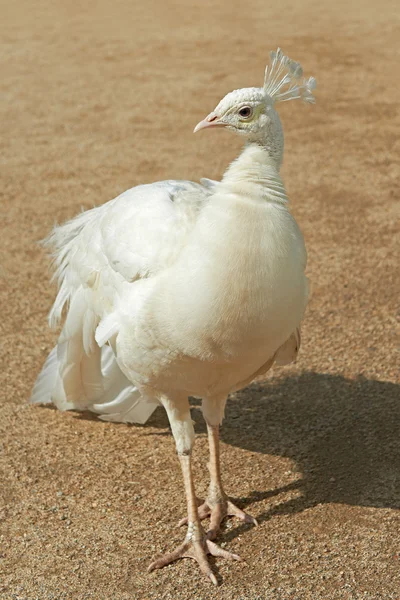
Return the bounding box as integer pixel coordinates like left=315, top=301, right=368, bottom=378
left=193, top=112, right=226, bottom=133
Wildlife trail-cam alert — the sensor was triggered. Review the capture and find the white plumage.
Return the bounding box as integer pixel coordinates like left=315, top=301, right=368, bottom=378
left=31, top=180, right=209, bottom=423
left=31, top=48, right=315, bottom=584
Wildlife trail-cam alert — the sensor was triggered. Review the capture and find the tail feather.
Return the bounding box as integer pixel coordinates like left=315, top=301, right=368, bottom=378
left=121, top=397, right=160, bottom=424
left=81, top=346, right=104, bottom=399
left=92, top=384, right=138, bottom=414
left=31, top=208, right=159, bottom=425
left=94, top=386, right=159, bottom=424
left=30, top=339, right=159, bottom=424
left=30, top=346, right=58, bottom=405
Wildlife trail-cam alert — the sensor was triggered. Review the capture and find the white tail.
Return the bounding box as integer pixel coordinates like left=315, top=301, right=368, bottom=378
left=30, top=340, right=159, bottom=424
left=30, top=207, right=159, bottom=424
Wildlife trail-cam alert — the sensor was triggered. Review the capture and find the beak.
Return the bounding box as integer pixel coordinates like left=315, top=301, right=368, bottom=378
left=193, top=112, right=226, bottom=133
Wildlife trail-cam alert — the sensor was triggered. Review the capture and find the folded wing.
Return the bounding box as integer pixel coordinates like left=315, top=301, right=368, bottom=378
left=30, top=180, right=211, bottom=423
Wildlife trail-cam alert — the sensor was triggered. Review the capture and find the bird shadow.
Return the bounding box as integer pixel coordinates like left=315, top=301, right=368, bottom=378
left=145, top=372, right=399, bottom=524
left=213, top=371, right=399, bottom=542
left=69, top=371, right=400, bottom=525
left=51, top=370, right=399, bottom=583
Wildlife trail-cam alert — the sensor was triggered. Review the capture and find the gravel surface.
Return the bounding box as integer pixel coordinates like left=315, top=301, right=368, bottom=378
left=1, top=0, right=399, bottom=598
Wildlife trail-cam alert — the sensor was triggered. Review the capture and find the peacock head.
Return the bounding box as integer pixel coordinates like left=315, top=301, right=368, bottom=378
left=194, top=49, right=316, bottom=166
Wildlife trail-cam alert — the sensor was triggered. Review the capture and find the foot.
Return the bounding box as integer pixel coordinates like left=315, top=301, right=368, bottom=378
left=178, top=496, right=258, bottom=540
left=148, top=522, right=241, bottom=585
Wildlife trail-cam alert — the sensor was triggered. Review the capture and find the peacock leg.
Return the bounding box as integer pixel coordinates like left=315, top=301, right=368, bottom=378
left=148, top=396, right=240, bottom=585
left=203, top=423, right=258, bottom=540
left=179, top=397, right=258, bottom=539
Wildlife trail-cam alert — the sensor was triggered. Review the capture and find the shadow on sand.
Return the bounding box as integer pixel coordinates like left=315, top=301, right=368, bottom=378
left=149, top=371, right=400, bottom=517
left=71, top=371, right=399, bottom=524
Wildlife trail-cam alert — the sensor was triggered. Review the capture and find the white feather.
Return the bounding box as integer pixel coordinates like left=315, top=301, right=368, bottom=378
left=30, top=180, right=211, bottom=423
left=30, top=346, right=58, bottom=405
left=31, top=59, right=314, bottom=426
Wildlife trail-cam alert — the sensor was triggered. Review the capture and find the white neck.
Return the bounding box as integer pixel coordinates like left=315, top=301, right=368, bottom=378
left=249, top=107, right=285, bottom=171
left=220, top=143, right=288, bottom=205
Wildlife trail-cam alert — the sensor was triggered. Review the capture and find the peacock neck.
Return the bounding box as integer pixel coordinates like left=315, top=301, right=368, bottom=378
left=220, top=142, right=288, bottom=205
left=257, top=138, right=284, bottom=172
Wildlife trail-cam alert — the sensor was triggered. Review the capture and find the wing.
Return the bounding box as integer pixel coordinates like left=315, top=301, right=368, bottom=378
left=200, top=177, right=219, bottom=191
left=30, top=179, right=211, bottom=423
left=100, top=180, right=210, bottom=282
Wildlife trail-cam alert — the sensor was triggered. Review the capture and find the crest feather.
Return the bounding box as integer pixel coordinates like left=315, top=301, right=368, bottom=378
left=263, top=48, right=316, bottom=105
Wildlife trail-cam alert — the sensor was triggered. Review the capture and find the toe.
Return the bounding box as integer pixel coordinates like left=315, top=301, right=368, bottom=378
left=148, top=525, right=240, bottom=583
left=148, top=543, right=186, bottom=571
left=236, top=510, right=258, bottom=526
left=190, top=540, right=218, bottom=585
left=207, top=503, right=224, bottom=539
left=206, top=527, right=218, bottom=541
left=206, top=539, right=241, bottom=561
left=227, top=500, right=258, bottom=526
left=177, top=516, right=188, bottom=527
left=177, top=500, right=210, bottom=527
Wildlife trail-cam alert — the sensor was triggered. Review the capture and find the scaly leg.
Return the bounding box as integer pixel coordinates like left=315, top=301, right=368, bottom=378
left=179, top=422, right=258, bottom=539
left=148, top=396, right=241, bottom=585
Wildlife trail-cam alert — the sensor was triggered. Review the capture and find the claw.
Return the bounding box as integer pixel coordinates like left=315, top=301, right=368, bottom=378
left=178, top=497, right=257, bottom=539
left=227, top=500, right=258, bottom=526
left=148, top=529, right=241, bottom=584
left=207, top=539, right=241, bottom=561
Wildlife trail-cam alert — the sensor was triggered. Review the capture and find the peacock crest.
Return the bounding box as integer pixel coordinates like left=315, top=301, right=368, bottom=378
left=263, top=48, right=316, bottom=105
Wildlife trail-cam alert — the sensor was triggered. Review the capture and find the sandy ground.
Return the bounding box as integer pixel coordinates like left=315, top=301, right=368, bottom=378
left=1, top=0, right=399, bottom=598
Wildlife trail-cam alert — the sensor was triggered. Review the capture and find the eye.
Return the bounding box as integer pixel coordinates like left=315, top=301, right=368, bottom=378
left=238, top=106, right=253, bottom=119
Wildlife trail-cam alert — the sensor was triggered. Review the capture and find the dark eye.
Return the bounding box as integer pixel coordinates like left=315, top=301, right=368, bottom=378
left=238, top=106, right=253, bottom=119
